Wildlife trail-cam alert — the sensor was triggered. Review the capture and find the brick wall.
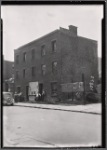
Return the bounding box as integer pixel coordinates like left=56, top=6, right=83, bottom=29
left=14, top=27, right=98, bottom=100
left=14, top=31, right=62, bottom=98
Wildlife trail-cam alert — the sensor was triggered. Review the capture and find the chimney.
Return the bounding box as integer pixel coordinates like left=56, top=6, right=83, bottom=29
left=68, top=25, right=77, bottom=36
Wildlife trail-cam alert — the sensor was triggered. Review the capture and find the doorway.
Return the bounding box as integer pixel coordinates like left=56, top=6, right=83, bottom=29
left=39, top=83, right=43, bottom=95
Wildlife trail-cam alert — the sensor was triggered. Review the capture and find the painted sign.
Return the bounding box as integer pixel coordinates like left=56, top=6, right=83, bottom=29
left=29, top=82, right=39, bottom=95
left=61, top=82, right=84, bottom=92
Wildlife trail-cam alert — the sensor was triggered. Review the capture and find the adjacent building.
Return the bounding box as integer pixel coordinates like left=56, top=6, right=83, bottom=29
left=3, top=57, right=14, bottom=92
left=14, top=25, right=98, bottom=100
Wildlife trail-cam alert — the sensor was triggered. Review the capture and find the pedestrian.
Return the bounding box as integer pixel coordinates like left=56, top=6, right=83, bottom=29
left=35, top=93, right=38, bottom=101
left=38, top=93, right=41, bottom=101
left=42, top=90, right=46, bottom=101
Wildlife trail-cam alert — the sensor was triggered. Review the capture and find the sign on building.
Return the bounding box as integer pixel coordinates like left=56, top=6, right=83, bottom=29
left=29, top=82, right=39, bottom=95
left=61, top=82, right=84, bottom=92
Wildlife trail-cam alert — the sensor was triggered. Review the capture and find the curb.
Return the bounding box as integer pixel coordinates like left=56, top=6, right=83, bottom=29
left=14, top=104, right=101, bottom=115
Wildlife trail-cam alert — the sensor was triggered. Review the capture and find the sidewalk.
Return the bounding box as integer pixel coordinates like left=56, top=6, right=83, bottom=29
left=14, top=102, right=101, bottom=115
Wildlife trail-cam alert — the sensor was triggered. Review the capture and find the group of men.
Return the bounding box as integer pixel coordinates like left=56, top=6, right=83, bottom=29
left=14, top=90, right=46, bottom=102
left=35, top=90, right=46, bottom=101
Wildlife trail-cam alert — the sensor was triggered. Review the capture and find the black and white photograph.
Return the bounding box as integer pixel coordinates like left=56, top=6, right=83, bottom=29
left=1, top=2, right=105, bottom=148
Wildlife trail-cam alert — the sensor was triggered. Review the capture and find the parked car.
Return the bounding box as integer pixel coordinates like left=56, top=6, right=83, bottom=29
left=3, top=92, right=14, bottom=106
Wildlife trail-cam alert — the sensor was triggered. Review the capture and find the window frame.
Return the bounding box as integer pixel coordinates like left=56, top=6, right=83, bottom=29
left=52, top=40, right=56, bottom=53
left=41, top=64, right=46, bottom=75
left=23, top=52, right=26, bottom=62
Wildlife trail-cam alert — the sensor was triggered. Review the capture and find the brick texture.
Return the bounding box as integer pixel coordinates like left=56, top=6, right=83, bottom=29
left=14, top=26, right=98, bottom=100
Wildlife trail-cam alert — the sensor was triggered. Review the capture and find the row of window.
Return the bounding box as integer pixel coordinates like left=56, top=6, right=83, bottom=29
left=16, top=61, right=57, bottom=79
left=16, top=40, right=56, bottom=64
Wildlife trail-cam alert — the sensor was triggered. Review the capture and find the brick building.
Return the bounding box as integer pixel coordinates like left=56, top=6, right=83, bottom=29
left=14, top=25, right=98, bottom=100
left=3, top=58, right=14, bottom=92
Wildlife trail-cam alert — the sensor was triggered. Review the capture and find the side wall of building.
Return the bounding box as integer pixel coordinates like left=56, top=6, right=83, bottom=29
left=59, top=32, right=78, bottom=84
left=14, top=30, right=98, bottom=100
left=76, top=37, right=98, bottom=90
left=59, top=33, right=98, bottom=91
left=14, top=31, right=62, bottom=99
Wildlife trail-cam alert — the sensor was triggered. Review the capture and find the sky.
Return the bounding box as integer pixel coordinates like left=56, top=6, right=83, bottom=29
left=1, top=5, right=103, bottom=61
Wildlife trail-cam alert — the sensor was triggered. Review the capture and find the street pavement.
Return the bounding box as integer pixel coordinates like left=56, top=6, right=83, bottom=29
left=14, top=102, right=101, bottom=115
left=3, top=106, right=101, bottom=147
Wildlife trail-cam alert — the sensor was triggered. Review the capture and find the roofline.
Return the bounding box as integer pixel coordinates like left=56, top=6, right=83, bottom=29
left=15, top=28, right=97, bottom=51
left=59, top=30, right=97, bottom=42
left=78, top=36, right=97, bottom=43
left=15, top=29, right=59, bottom=50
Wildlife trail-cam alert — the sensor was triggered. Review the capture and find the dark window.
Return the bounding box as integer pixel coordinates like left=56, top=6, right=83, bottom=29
left=12, top=64, right=14, bottom=69
left=52, top=61, right=57, bottom=73
left=23, top=69, right=25, bottom=78
left=41, top=64, right=46, bottom=75
left=41, top=45, right=46, bottom=56
left=17, top=87, right=21, bottom=93
left=52, top=40, right=56, bottom=52
left=51, top=82, right=57, bottom=95
left=23, top=52, right=26, bottom=62
left=32, top=67, right=35, bottom=76
left=16, top=55, right=19, bottom=64
left=16, top=71, right=19, bottom=79
left=31, top=49, right=35, bottom=60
